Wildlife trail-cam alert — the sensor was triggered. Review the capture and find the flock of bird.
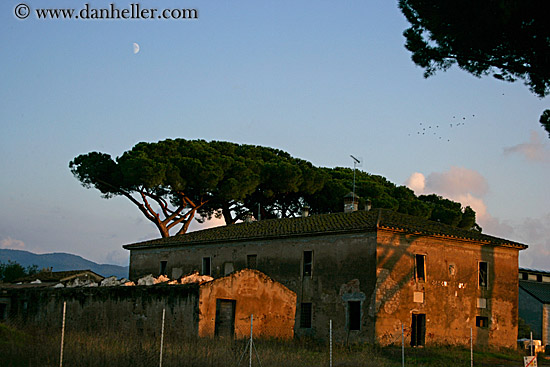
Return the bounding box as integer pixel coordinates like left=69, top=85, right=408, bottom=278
left=408, top=114, right=477, bottom=142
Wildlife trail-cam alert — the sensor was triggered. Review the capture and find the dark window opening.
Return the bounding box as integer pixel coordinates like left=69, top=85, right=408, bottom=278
left=159, top=260, right=167, bottom=276
left=348, top=301, right=361, bottom=331
left=0, top=303, right=7, bottom=320
left=537, top=274, right=543, bottom=282
left=202, top=257, right=211, bottom=276
left=522, top=272, right=529, bottom=280
left=300, top=303, right=312, bottom=328
left=247, top=254, right=257, bottom=269
left=415, top=254, right=426, bottom=282
left=411, top=314, right=426, bottom=347
left=476, top=316, right=489, bottom=328
left=303, top=251, right=313, bottom=276
left=479, top=262, right=488, bottom=289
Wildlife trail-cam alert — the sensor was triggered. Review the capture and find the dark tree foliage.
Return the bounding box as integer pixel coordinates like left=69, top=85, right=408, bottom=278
left=197, top=144, right=327, bottom=224
left=70, top=139, right=327, bottom=237
left=70, top=140, right=225, bottom=238
left=540, top=109, right=550, bottom=138
left=399, top=0, right=550, bottom=134
left=0, top=261, right=38, bottom=283
left=71, top=140, right=481, bottom=238
left=305, top=167, right=480, bottom=231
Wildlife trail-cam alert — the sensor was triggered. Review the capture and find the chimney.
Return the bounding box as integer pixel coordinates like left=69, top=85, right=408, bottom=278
left=301, top=206, right=310, bottom=217
left=344, top=192, right=359, bottom=213
left=364, top=199, right=372, bottom=211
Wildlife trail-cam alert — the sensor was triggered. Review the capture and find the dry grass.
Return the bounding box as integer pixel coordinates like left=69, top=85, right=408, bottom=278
left=0, top=322, right=542, bottom=367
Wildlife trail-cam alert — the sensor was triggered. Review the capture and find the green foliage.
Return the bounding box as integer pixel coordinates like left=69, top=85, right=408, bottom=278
left=0, top=260, right=38, bottom=283
left=305, top=167, right=477, bottom=230
left=399, top=1, right=550, bottom=135
left=540, top=109, right=550, bottom=138
left=71, top=139, right=481, bottom=237
left=399, top=0, right=550, bottom=97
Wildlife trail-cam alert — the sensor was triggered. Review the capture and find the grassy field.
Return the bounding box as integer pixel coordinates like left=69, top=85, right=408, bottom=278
left=1, top=322, right=547, bottom=367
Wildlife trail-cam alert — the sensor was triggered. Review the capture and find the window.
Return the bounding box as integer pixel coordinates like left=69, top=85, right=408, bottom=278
left=159, top=260, right=167, bottom=276
left=476, top=316, right=489, bottom=328
left=478, top=262, right=488, bottom=289
left=411, top=314, right=426, bottom=347
left=247, top=254, right=257, bottom=269
left=224, top=262, right=234, bottom=276
left=303, top=251, right=313, bottom=276
left=300, top=303, right=312, bottom=328
left=521, top=272, right=528, bottom=280
left=348, top=301, right=361, bottom=331
left=537, top=274, right=543, bottom=282
left=202, top=257, right=211, bottom=276
left=415, top=254, right=426, bottom=282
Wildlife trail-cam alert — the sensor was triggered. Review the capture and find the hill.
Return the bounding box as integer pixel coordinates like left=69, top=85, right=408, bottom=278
left=0, top=249, right=128, bottom=279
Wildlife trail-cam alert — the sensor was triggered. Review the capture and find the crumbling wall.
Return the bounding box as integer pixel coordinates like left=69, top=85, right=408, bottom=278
left=128, top=232, right=378, bottom=342
left=374, top=229, right=520, bottom=348
left=5, top=285, right=199, bottom=337
left=198, top=269, right=296, bottom=339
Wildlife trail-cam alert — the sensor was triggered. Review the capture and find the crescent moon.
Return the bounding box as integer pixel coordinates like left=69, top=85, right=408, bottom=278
left=133, top=43, right=140, bottom=54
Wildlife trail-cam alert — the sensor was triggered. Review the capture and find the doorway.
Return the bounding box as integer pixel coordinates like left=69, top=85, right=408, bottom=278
left=411, top=313, right=426, bottom=346
left=214, top=299, right=236, bottom=338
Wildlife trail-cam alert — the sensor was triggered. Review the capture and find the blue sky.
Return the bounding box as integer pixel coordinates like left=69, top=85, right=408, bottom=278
left=1, top=0, right=549, bottom=270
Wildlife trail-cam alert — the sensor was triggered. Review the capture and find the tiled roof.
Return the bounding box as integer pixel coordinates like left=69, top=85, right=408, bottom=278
left=519, top=268, right=550, bottom=276
left=14, top=270, right=104, bottom=283
left=520, top=280, right=550, bottom=303
left=124, top=209, right=527, bottom=250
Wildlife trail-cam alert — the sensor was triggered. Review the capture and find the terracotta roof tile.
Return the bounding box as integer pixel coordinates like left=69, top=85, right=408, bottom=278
left=124, top=209, right=527, bottom=250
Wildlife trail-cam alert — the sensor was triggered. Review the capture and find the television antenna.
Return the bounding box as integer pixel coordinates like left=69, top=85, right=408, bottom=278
left=350, top=155, right=361, bottom=202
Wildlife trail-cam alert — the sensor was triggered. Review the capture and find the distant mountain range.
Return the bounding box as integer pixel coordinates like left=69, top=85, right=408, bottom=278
left=0, top=249, right=128, bottom=279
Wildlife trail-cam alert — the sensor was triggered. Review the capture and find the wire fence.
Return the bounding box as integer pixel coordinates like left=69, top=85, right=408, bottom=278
left=1, top=301, right=538, bottom=367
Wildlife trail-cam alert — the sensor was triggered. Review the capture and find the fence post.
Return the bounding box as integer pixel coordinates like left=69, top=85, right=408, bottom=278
left=401, top=323, right=405, bottom=367
left=159, top=308, right=166, bottom=367
left=470, top=327, right=473, bottom=367
left=250, top=314, right=253, bottom=367
left=59, top=301, right=66, bottom=367
left=530, top=331, right=533, bottom=356
left=329, top=320, right=332, bottom=367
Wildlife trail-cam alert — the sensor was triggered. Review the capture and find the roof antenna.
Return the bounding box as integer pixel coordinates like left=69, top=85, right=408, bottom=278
left=350, top=155, right=361, bottom=202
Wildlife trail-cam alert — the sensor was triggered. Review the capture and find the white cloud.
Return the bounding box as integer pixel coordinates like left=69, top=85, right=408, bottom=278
left=405, top=167, right=550, bottom=271
left=0, top=237, right=25, bottom=250
left=425, top=166, right=489, bottom=198
left=511, top=214, right=550, bottom=271
left=404, top=167, right=489, bottom=221
left=454, top=193, right=488, bottom=221
left=503, top=131, right=550, bottom=162
left=404, top=172, right=425, bottom=195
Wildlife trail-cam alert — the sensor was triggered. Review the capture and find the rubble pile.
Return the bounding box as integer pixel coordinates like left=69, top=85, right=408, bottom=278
left=14, top=271, right=213, bottom=289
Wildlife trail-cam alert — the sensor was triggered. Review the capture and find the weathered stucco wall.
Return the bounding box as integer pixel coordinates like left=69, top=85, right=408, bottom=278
left=374, top=229, right=519, bottom=348
left=5, top=285, right=199, bottom=337
left=198, top=269, right=296, bottom=339
left=129, top=232, right=378, bottom=341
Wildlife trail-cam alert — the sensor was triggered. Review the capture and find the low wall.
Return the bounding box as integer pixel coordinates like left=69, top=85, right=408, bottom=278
left=4, top=284, right=199, bottom=337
